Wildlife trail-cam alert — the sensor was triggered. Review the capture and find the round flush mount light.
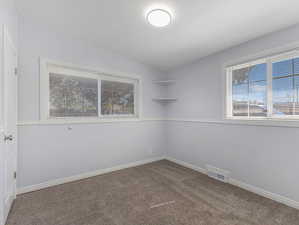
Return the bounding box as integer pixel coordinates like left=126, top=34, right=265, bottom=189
left=147, top=9, right=172, bottom=27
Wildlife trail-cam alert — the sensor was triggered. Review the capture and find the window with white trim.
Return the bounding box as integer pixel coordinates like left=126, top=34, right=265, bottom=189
left=226, top=50, right=299, bottom=120
left=40, top=61, right=139, bottom=120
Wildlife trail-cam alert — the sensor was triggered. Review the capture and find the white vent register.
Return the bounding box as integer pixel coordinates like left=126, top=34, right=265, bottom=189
left=206, top=165, right=230, bottom=183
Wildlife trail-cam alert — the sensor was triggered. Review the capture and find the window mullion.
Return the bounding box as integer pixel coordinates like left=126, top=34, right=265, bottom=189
left=134, top=80, right=138, bottom=117
left=98, top=79, right=102, bottom=118
left=226, top=68, right=233, bottom=118
left=247, top=80, right=250, bottom=118
left=292, top=59, right=296, bottom=115
left=267, top=59, right=273, bottom=118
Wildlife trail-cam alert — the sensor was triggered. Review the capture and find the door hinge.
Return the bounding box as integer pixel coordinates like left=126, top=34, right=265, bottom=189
left=14, top=67, right=18, bottom=76
left=14, top=171, right=17, bottom=179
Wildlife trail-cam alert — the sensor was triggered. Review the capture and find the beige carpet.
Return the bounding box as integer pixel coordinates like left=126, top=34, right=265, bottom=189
left=6, top=160, right=299, bottom=225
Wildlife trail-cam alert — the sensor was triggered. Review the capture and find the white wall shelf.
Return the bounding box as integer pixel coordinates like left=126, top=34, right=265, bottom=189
left=152, top=98, right=177, bottom=102
left=152, top=79, right=177, bottom=104
left=153, top=80, right=176, bottom=86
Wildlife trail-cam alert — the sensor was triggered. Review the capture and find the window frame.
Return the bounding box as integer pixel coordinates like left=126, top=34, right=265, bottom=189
left=226, top=50, right=299, bottom=121
left=40, top=59, right=141, bottom=121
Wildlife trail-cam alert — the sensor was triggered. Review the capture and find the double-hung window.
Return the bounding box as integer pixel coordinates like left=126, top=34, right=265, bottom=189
left=226, top=50, right=299, bottom=120
left=40, top=60, right=140, bottom=120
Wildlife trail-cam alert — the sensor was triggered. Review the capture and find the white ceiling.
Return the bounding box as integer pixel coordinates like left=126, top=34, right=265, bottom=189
left=17, top=0, right=299, bottom=71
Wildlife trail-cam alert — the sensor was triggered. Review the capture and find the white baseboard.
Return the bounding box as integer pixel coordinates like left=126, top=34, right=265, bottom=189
left=166, top=156, right=299, bottom=210
left=229, top=179, right=299, bottom=210
left=17, top=156, right=165, bottom=195
left=166, top=157, right=208, bottom=175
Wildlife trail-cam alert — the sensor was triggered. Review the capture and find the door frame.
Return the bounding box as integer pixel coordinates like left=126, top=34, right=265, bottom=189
left=1, top=24, right=18, bottom=225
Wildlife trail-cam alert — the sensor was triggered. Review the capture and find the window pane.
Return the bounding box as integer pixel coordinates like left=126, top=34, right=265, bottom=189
left=249, top=63, right=267, bottom=82
left=295, top=76, right=299, bottom=115
left=232, top=83, right=248, bottom=116
left=232, top=67, right=248, bottom=116
left=272, top=77, right=293, bottom=115
left=101, top=80, right=135, bottom=115
left=232, top=67, right=248, bottom=85
left=294, top=58, right=299, bottom=75
left=49, top=73, right=98, bottom=117
left=249, top=81, right=267, bottom=117
left=232, top=63, right=266, bottom=117
left=273, top=59, right=293, bottom=78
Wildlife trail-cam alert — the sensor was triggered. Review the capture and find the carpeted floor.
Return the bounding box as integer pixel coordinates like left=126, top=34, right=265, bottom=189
left=6, top=160, right=299, bottom=225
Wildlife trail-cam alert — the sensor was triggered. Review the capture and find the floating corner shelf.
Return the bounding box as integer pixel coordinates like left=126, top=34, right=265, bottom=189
left=152, top=79, right=177, bottom=104
left=152, top=98, right=177, bottom=103
left=152, top=80, right=176, bottom=86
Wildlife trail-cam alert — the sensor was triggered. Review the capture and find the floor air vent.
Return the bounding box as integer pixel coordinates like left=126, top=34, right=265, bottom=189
left=206, top=165, right=230, bottom=183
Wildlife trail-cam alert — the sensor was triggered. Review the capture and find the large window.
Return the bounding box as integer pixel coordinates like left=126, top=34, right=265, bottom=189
left=40, top=60, right=139, bottom=120
left=226, top=50, right=299, bottom=120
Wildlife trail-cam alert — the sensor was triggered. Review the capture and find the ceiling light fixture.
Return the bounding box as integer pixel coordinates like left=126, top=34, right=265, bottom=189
left=147, top=9, right=172, bottom=27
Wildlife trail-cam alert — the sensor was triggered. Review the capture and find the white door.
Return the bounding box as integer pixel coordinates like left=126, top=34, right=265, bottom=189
left=2, top=26, right=18, bottom=223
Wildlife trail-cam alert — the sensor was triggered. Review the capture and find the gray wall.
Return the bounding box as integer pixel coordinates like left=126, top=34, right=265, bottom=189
left=17, top=20, right=167, bottom=189
left=166, top=24, right=299, bottom=202
left=0, top=0, right=18, bottom=224
left=19, top=121, right=166, bottom=188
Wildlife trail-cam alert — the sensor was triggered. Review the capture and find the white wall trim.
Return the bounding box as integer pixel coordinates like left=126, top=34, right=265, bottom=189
left=40, top=58, right=143, bottom=80
left=165, top=157, right=208, bottom=175
left=17, top=156, right=165, bottom=195
left=166, top=157, right=299, bottom=210
left=229, top=178, right=299, bottom=210
left=165, top=118, right=299, bottom=128
left=17, top=118, right=166, bottom=126
left=17, top=118, right=299, bottom=127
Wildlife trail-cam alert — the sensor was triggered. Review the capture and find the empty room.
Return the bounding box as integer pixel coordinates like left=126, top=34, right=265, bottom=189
left=1, top=0, right=299, bottom=224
